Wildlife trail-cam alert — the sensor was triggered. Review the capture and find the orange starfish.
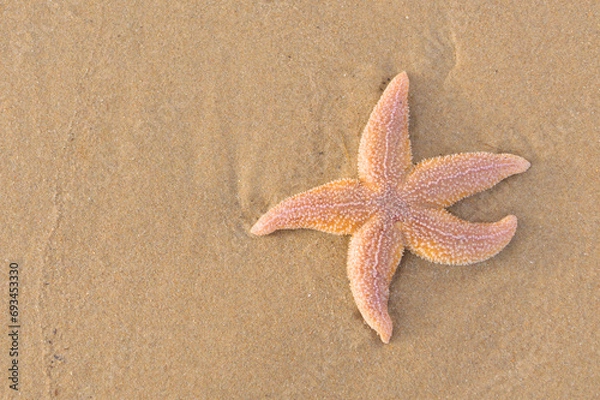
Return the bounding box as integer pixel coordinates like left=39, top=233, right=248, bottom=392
left=251, top=72, right=530, bottom=343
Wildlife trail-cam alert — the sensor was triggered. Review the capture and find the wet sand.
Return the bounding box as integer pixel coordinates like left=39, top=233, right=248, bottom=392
left=1, top=1, right=598, bottom=398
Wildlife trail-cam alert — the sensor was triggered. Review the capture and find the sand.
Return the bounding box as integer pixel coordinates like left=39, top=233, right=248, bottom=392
left=1, top=1, right=598, bottom=398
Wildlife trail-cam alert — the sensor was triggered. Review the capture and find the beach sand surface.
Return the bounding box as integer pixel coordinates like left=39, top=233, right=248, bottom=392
left=0, top=1, right=598, bottom=398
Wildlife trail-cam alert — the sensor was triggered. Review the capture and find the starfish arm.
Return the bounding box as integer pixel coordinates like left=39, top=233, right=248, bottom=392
left=251, top=179, right=373, bottom=236
left=347, top=215, right=404, bottom=343
left=403, top=208, right=519, bottom=265
left=358, top=72, right=412, bottom=190
left=404, top=152, right=530, bottom=208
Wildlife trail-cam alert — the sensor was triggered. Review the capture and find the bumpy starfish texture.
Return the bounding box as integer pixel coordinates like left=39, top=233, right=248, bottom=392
left=251, top=72, right=530, bottom=343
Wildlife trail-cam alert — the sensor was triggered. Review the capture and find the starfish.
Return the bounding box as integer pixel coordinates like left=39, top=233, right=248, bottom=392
left=251, top=72, right=530, bottom=343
